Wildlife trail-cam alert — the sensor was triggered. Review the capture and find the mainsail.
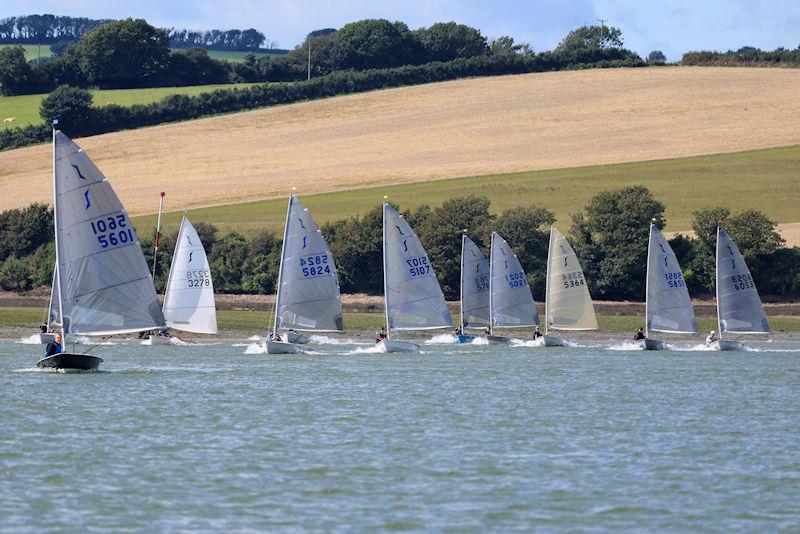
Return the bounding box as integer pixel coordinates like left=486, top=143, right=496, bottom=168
left=47, top=263, right=61, bottom=328
left=716, top=227, right=770, bottom=334
left=545, top=226, right=597, bottom=331
left=53, top=131, right=164, bottom=335
left=162, top=215, right=218, bottom=334
left=383, top=203, right=451, bottom=331
left=489, top=231, right=539, bottom=328
left=460, top=234, right=490, bottom=329
left=645, top=224, right=698, bottom=334
left=275, top=195, right=343, bottom=332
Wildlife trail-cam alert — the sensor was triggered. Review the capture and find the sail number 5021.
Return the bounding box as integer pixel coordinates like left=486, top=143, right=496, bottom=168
left=90, top=214, right=133, bottom=249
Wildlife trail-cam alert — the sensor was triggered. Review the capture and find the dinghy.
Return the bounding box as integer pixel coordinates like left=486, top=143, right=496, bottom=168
left=641, top=223, right=699, bottom=350
left=456, top=233, right=490, bottom=343
left=487, top=232, right=540, bottom=344
left=710, top=227, right=769, bottom=351
left=38, top=126, right=165, bottom=370
left=160, top=214, right=218, bottom=340
left=541, top=226, right=597, bottom=347
left=379, top=203, right=452, bottom=352
left=266, top=194, right=344, bottom=354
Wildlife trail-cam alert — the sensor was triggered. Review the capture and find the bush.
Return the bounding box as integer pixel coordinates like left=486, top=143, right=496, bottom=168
left=39, top=84, right=95, bottom=135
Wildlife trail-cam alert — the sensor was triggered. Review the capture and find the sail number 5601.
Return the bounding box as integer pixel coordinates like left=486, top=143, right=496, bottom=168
left=90, top=214, right=134, bottom=249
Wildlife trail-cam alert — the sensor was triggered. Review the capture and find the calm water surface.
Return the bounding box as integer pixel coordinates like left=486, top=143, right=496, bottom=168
left=1, top=337, right=799, bottom=531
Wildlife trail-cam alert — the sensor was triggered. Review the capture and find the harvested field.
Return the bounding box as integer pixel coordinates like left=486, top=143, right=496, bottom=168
left=1, top=66, right=799, bottom=221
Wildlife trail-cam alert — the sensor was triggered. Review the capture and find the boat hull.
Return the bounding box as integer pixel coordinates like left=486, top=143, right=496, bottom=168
left=487, top=335, right=510, bottom=345
left=455, top=334, right=475, bottom=344
left=37, top=352, right=103, bottom=371
left=39, top=332, right=56, bottom=344
left=540, top=335, right=565, bottom=347
left=377, top=339, right=419, bottom=353
left=709, top=339, right=746, bottom=351
left=141, top=336, right=172, bottom=346
left=286, top=331, right=310, bottom=344
left=265, top=341, right=301, bottom=354
left=643, top=338, right=669, bottom=351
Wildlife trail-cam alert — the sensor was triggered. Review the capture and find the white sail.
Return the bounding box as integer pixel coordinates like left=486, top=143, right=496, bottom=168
left=275, top=195, right=343, bottom=332
left=53, top=131, right=164, bottom=336
left=716, top=227, right=770, bottom=334
left=162, top=215, right=218, bottom=334
left=383, top=203, right=452, bottom=331
left=47, top=263, right=60, bottom=328
left=460, top=234, right=490, bottom=329
left=545, top=226, right=597, bottom=331
left=645, top=224, right=698, bottom=334
left=489, top=231, right=539, bottom=328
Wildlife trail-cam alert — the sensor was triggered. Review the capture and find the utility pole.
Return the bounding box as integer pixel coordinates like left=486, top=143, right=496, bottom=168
left=596, top=18, right=607, bottom=48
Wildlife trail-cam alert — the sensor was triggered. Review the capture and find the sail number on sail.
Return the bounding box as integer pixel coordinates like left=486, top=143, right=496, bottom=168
left=186, top=269, right=211, bottom=287
left=505, top=272, right=527, bottom=288
left=406, top=255, right=431, bottom=277
left=300, top=254, right=332, bottom=277
left=731, top=273, right=754, bottom=291
left=664, top=272, right=686, bottom=288
left=562, top=272, right=585, bottom=289
left=89, top=214, right=135, bottom=249
left=473, top=274, right=489, bottom=291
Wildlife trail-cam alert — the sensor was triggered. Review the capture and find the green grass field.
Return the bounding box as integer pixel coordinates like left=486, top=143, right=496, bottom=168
left=0, top=82, right=264, bottom=129
left=199, top=49, right=285, bottom=62
left=132, top=145, right=800, bottom=237
left=0, top=44, right=53, bottom=61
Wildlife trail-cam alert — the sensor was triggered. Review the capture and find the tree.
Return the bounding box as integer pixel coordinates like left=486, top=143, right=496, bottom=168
left=647, top=50, right=667, bottom=64
left=39, top=85, right=94, bottom=135
left=489, top=36, right=532, bottom=56
left=208, top=233, right=249, bottom=293
left=322, top=205, right=384, bottom=294
left=64, top=18, right=170, bottom=88
left=0, top=45, right=34, bottom=95
left=336, top=19, right=423, bottom=70
left=570, top=186, right=665, bottom=300
left=555, top=25, right=623, bottom=54
left=414, top=22, right=488, bottom=63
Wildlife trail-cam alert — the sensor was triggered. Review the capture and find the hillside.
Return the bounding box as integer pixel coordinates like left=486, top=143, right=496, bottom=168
left=1, top=66, right=799, bottom=227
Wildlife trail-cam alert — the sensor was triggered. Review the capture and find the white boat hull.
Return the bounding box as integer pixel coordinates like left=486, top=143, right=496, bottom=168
left=540, top=335, right=565, bottom=347
left=265, top=340, right=302, bottom=354
left=141, top=336, right=172, bottom=346
left=709, top=339, right=746, bottom=351
left=287, top=331, right=310, bottom=344
left=643, top=338, right=669, bottom=351
left=39, top=332, right=56, bottom=344
left=487, top=335, right=510, bottom=345
left=377, top=339, right=419, bottom=353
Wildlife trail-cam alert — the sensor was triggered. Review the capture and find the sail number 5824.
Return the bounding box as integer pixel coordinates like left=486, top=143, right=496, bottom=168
left=90, top=214, right=134, bottom=249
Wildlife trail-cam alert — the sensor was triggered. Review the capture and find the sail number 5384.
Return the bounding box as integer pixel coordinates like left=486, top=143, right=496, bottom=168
left=90, top=214, right=134, bottom=249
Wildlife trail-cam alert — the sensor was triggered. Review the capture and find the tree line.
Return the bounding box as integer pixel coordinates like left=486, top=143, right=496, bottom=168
left=682, top=46, right=800, bottom=67
left=2, top=188, right=798, bottom=302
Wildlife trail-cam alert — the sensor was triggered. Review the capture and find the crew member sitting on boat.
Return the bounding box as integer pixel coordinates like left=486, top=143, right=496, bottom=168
left=706, top=330, right=718, bottom=345
left=44, top=333, right=63, bottom=357
left=484, top=326, right=492, bottom=335
left=268, top=331, right=282, bottom=342
left=633, top=328, right=646, bottom=341
left=376, top=326, right=387, bottom=343
left=453, top=326, right=463, bottom=336
left=533, top=326, right=543, bottom=340
left=40, top=323, right=48, bottom=333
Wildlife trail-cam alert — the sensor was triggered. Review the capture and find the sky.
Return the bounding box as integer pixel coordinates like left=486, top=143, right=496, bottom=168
left=3, top=0, right=799, bottom=60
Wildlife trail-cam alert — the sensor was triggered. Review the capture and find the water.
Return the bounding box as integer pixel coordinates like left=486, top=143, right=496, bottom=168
left=2, top=338, right=799, bottom=531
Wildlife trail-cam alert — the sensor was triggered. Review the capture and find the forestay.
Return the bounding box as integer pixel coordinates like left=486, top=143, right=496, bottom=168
left=716, top=227, right=770, bottom=334
left=646, top=224, right=698, bottom=334
left=546, top=226, right=597, bottom=331
left=460, top=234, right=490, bottom=329
left=276, top=195, right=343, bottom=332
left=383, top=203, right=451, bottom=330
left=489, top=232, right=539, bottom=328
left=53, top=131, right=164, bottom=335
left=162, top=215, right=218, bottom=334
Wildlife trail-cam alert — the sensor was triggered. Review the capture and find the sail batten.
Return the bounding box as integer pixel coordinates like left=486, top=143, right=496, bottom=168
left=545, top=226, right=597, bottom=332
left=645, top=224, right=698, bottom=334
left=489, top=232, right=539, bottom=328
left=460, top=234, right=490, bottom=329
left=53, top=131, right=165, bottom=336
left=383, top=204, right=452, bottom=331
left=716, top=227, right=769, bottom=335
left=162, top=215, right=218, bottom=334
left=275, top=196, right=344, bottom=332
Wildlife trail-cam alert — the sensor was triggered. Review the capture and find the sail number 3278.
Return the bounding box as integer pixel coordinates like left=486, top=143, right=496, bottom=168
left=90, top=214, right=134, bottom=249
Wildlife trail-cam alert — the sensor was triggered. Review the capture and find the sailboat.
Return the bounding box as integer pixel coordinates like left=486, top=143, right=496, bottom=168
left=487, top=231, right=540, bottom=344
left=641, top=223, right=698, bottom=350
left=379, top=203, right=452, bottom=352
left=456, top=233, right=490, bottom=343
left=710, top=227, right=770, bottom=351
left=157, top=214, right=218, bottom=341
left=541, top=226, right=597, bottom=346
left=38, top=126, right=165, bottom=370
left=266, top=194, right=344, bottom=354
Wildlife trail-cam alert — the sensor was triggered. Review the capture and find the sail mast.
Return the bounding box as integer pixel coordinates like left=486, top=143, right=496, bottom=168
left=459, top=232, right=466, bottom=331
left=715, top=226, right=723, bottom=341
left=273, top=194, right=293, bottom=334
left=544, top=226, right=554, bottom=336
left=152, top=191, right=165, bottom=279
left=488, top=232, right=495, bottom=335
left=51, top=121, right=66, bottom=337
left=382, top=202, right=390, bottom=339
left=644, top=222, right=653, bottom=338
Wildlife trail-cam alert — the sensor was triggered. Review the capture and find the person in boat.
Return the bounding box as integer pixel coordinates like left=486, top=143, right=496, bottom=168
left=706, top=330, right=718, bottom=344
left=376, top=326, right=387, bottom=344
left=533, top=326, right=543, bottom=340
left=40, top=323, right=48, bottom=333
left=453, top=326, right=463, bottom=336
left=485, top=326, right=492, bottom=335
left=44, top=333, right=63, bottom=357
left=157, top=327, right=171, bottom=338
left=268, top=331, right=282, bottom=342
left=633, top=328, right=646, bottom=341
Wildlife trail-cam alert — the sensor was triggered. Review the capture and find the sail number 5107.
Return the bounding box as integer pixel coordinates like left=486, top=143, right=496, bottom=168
left=406, top=256, right=430, bottom=277
left=90, top=214, right=134, bottom=249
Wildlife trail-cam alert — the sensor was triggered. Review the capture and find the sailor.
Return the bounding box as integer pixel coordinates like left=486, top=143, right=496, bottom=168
left=39, top=323, right=48, bottom=333
left=533, top=326, right=543, bottom=340
left=376, top=326, right=387, bottom=343
left=44, top=333, right=63, bottom=357
left=453, top=326, right=463, bottom=336
left=706, top=330, right=718, bottom=344
left=484, top=326, right=492, bottom=335
left=268, top=331, right=282, bottom=342
left=633, top=328, right=646, bottom=341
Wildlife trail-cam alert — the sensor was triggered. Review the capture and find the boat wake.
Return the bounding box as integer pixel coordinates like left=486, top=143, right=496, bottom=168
left=345, top=344, right=385, bottom=355
left=470, top=336, right=489, bottom=345
left=424, top=333, right=458, bottom=345
left=307, top=334, right=367, bottom=345
left=244, top=343, right=265, bottom=354
left=15, top=334, right=41, bottom=345
left=607, top=341, right=646, bottom=351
